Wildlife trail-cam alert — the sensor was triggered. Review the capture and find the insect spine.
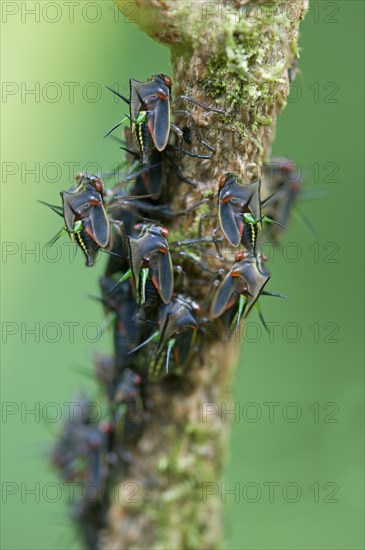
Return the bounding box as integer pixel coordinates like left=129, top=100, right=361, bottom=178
left=47, top=74, right=305, bottom=548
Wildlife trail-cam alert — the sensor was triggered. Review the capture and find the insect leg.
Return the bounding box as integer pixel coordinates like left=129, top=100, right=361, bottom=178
left=174, top=95, right=225, bottom=114
left=172, top=109, right=216, bottom=152
left=177, top=251, right=216, bottom=273
left=211, top=226, right=225, bottom=260
left=170, top=123, right=184, bottom=156
left=170, top=123, right=212, bottom=159
left=175, top=166, right=198, bottom=187
left=197, top=213, right=216, bottom=242
left=169, top=145, right=212, bottom=159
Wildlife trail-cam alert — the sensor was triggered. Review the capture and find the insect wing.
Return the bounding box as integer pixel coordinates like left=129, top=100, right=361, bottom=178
left=61, top=192, right=77, bottom=234
left=127, top=236, right=143, bottom=292
left=223, top=178, right=262, bottom=220
left=128, top=230, right=164, bottom=297
left=151, top=249, right=173, bottom=304
left=129, top=78, right=143, bottom=121
left=173, top=329, right=196, bottom=367
left=150, top=96, right=170, bottom=151
left=219, top=178, right=262, bottom=246
left=156, top=302, right=197, bottom=355
left=245, top=178, right=262, bottom=221
left=61, top=185, right=103, bottom=230
left=128, top=229, right=164, bottom=286
left=211, top=273, right=238, bottom=318
left=84, top=202, right=110, bottom=248
left=239, top=258, right=270, bottom=316
left=277, top=184, right=299, bottom=228
left=66, top=186, right=100, bottom=212
left=219, top=200, right=242, bottom=247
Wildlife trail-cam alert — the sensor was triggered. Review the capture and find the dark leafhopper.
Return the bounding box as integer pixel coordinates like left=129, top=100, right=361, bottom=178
left=150, top=295, right=200, bottom=378
left=155, top=295, right=200, bottom=363
left=123, top=127, right=164, bottom=198
left=218, top=174, right=262, bottom=248
left=99, top=277, right=141, bottom=372
left=111, top=368, right=143, bottom=443
left=130, top=295, right=200, bottom=378
left=51, top=397, right=107, bottom=487
left=106, top=74, right=172, bottom=166
left=93, top=352, right=115, bottom=399
left=218, top=173, right=284, bottom=249
left=106, top=73, right=224, bottom=166
left=128, top=224, right=173, bottom=304
left=130, top=74, right=172, bottom=158
left=262, top=157, right=322, bottom=239
left=61, top=174, right=110, bottom=266
left=262, top=158, right=301, bottom=230
left=210, top=251, right=270, bottom=322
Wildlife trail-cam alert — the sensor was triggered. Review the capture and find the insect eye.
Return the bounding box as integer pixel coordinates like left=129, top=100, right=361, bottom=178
left=219, top=174, right=229, bottom=189
left=235, top=251, right=244, bottom=262
left=75, top=172, right=84, bottom=185
left=93, top=177, right=103, bottom=194
left=99, top=421, right=112, bottom=434
left=160, top=227, right=169, bottom=238
left=134, top=374, right=142, bottom=384
left=163, top=75, right=172, bottom=87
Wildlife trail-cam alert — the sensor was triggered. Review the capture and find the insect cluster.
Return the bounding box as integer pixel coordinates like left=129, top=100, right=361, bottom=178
left=47, top=74, right=306, bottom=547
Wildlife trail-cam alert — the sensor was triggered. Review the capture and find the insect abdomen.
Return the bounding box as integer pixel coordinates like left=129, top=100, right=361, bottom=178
left=134, top=122, right=155, bottom=165
left=75, top=230, right=100, bottom=267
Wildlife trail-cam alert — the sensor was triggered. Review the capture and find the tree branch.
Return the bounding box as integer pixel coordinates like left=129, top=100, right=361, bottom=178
left=96, top=1, right=308, bottom=548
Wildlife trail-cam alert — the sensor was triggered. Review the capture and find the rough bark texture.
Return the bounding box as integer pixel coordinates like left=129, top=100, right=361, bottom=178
left=100, top=1, right=308, bottom=548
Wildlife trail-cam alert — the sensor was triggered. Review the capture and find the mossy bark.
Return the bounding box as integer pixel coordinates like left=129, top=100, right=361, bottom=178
left=100, top=1, right=308, bottom=548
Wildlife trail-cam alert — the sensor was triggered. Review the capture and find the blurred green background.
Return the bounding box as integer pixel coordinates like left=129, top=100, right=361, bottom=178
left=1, top=1, right=363, bottom=549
